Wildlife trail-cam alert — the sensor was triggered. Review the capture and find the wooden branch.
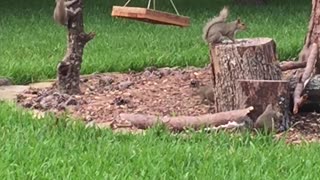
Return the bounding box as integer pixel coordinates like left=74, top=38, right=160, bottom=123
left=293, top=43, right=318, bottom=114
left=301, top=43, right=318, bottom=85
left=119, top=106, right=254, bottom=131
left=280, top=61, right=306, bottom=71
left=80, top=32, right=96, bottom=44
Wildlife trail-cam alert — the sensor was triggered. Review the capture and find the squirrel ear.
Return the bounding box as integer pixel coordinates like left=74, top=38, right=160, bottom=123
left=237, top=18, right=241, bottom=23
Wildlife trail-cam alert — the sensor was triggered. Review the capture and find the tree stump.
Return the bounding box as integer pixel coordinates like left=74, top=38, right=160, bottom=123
left=236, top=79, right=291, bottom=130
left=57, top=0, right=95, bottom=95
left=210, top=38, right=282, bottom=113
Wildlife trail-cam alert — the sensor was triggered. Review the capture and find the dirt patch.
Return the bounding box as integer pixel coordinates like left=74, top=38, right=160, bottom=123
left=16, top=65, right=320, bottom=144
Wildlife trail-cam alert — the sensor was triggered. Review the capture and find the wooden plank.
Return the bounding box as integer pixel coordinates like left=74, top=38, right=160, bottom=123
left=111, top=6, right=190, bottom=27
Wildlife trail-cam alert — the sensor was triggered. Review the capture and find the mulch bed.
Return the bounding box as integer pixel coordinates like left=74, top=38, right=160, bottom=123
left=16, top=65, right=320, bottom=144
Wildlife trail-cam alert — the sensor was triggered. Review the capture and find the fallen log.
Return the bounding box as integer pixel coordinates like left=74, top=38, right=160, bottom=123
left=119, top=106, right=254, bottom=131
left=293, top=43, right=318, bottom=114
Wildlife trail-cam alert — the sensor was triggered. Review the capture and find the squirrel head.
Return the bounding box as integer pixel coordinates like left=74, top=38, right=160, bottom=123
left=236, top=18, right=247, bottom=31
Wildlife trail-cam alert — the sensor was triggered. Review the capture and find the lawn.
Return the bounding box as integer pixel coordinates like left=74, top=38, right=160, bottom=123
left=0, top=0, right=318, bottom=178
left=0, top=0, right=310, bottom=84
left=1, top=102, right=320, bottom=179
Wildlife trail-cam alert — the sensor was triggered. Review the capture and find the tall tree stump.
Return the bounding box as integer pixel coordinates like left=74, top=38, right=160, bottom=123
left=210, top=38, right=282, bottom=113
left=57, top=0, right=95, bottom=95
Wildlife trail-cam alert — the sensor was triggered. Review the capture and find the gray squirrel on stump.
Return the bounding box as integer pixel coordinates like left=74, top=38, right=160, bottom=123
left=202, top=7, right=291, bottom=132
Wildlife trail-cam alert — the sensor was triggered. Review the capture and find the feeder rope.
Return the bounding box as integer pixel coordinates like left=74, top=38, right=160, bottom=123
left=147, top=0, right=152, bottom=9
left=169, top=0, right=180, bottom=15
left=123, top=0, right=132, bottom=6
left=123, top=0, right=180, bottom=15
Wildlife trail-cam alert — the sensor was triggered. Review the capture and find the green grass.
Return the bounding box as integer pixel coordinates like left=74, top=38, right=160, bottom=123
left=0, top=102, right=320, bottom=179
left=0, top=0, right=310, bottom=84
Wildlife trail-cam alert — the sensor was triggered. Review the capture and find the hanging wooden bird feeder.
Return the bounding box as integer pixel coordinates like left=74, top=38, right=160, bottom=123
left=111, top=0, right=190, bottom=27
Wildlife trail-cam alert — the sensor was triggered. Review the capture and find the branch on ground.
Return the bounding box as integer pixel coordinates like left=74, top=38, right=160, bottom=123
left=118, top=106, right=254, bottom=131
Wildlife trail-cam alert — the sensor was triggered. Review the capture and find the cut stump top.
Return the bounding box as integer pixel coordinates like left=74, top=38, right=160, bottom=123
left=216, top=38, right=274, bottom=48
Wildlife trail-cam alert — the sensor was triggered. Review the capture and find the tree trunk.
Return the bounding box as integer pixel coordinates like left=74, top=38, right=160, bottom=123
left=298, top=0, right=320, bottom=65
left=290, top=0, right=320, bottom=114
left=210, top=38, right=282, bottom=113
left=57, top=0, right=95, bottom=95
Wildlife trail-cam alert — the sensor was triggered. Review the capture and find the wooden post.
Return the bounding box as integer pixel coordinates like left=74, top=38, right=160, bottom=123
left=210, top=38, right=282, bottom=113
left=57, top=0, right=95, bottom=95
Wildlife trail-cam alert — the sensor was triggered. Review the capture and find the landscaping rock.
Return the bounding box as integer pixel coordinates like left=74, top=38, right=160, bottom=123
left=98, top=76, right=114, bottom=86
left=0, top=77, right=12, bottom=86
left=118, top=81, right=134, bottom=90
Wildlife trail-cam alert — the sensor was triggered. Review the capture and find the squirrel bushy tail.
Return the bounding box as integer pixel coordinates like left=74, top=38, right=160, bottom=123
left=202, top=6, right=229, bottom=43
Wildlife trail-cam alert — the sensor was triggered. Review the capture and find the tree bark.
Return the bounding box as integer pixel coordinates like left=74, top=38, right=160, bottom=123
left=210, top=38, right=282, bottom=113
left=236, top=80, right=289, bottom=118
left=118, top=106, right=254, bottom=131
left=236, top=79, right=291, bottom=130
left=290, top=0, right=320, bottom=113
left=298, top=0, right=320, bottom=65
left=293, top=43, right=318, bottom=114
left=57, top=0, right=95, bottom=95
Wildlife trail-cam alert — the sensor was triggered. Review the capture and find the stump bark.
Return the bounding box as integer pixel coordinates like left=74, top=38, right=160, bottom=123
left=236, top=80, right=289, bottom=119
left=57, top=0, right=95, bottom=95
left=236, top=79, right=291, bottom=130
left=210, top=38, right=282, bottom=113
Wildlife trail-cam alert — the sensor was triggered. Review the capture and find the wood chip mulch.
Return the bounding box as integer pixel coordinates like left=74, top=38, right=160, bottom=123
left=15, top=65, right=320, bottom=144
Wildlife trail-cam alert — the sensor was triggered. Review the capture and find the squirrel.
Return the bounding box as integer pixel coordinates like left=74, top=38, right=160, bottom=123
left=53, top=0, right=81, bottom=26
left=198, top=85, right=214, bottom=103
left=254, top=104, right=282, bottom=133
left=202, top=6, right=247, bottom=46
